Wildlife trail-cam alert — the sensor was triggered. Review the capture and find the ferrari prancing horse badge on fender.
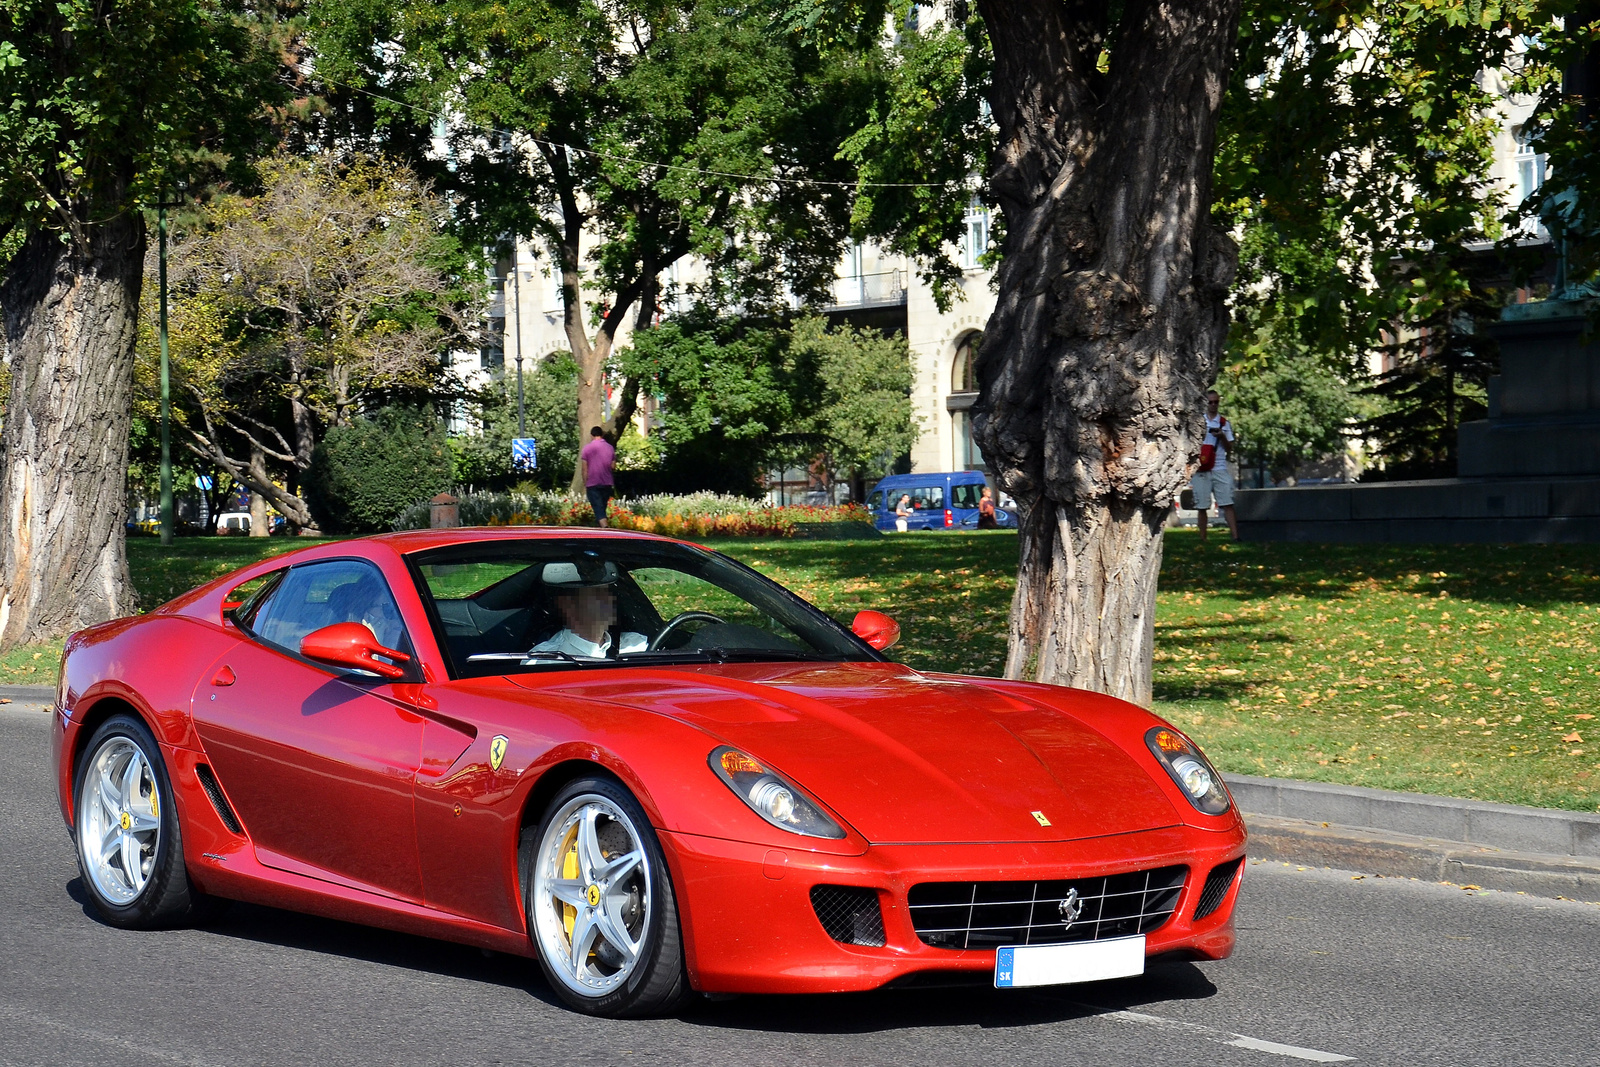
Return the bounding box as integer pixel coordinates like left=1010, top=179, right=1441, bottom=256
left=489, top=735, right=509, bottom=771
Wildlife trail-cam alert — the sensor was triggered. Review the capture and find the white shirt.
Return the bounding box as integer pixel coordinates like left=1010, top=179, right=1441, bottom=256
left=1204, top=415, right=1235, bottom=477
left=529, top=629, right=647, bottom=660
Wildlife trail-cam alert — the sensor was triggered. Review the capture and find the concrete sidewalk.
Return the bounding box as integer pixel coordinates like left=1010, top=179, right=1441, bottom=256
left=12, top=682, right=1596, bottom=901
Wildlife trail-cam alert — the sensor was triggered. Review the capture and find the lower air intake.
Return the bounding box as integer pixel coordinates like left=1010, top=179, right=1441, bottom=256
left=810, top=885, right=886, bottom=947
left=1193, top=857, right=1244, bottom=921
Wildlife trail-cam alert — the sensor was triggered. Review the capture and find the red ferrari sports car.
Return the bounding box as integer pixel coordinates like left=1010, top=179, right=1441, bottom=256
left=52, top=528, right=1245, bottom=1016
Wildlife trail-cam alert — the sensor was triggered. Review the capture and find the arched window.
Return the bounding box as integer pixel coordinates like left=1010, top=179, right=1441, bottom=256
left=951, top=331, right=981, bottom=394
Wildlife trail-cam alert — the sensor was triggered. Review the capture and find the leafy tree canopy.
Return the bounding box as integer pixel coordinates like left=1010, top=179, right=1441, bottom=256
left=306, top=0, right=887, bottom=482
left=0, top=0, right=294, bottom=254
left=141, top=152, right=469, bottom=528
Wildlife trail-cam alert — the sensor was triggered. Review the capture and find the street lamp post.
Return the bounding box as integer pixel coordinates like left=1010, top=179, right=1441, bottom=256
left=156, top=184, right=184, bottom=546
left=512, top=242, right=526, bottom=436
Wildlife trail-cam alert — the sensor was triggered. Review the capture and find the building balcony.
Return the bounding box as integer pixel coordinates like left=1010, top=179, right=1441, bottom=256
left=823, top=269, right=907, bottom=311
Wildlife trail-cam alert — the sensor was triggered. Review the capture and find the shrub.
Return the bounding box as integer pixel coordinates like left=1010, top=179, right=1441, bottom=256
left=308, top=406, right=454, bottom=533
left=390, top=489, right=871, bottom=538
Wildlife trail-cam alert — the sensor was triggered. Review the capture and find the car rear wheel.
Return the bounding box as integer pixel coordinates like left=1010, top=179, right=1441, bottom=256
left=523, top=776, right=691, bottom=1017
left=74, top=714, right=213, bottom=928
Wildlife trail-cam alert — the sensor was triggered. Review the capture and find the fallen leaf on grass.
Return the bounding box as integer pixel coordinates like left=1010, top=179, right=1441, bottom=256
left=1563, top=731, right=1584, bottom=743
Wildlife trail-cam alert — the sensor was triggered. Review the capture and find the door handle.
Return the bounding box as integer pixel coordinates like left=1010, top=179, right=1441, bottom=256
left=211, top=665, right=237, bottom=687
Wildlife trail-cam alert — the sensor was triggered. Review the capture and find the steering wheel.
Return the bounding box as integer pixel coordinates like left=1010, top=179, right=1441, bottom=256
left=648, top=611, right=727, bottom=651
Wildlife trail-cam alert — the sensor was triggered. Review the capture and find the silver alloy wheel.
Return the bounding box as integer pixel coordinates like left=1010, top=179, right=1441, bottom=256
left=531, top=794, right=653, bottom=998
left=77, top=735, right=162, bottom=906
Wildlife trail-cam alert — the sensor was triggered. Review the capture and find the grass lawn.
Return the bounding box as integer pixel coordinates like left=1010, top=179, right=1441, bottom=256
left=5, top=528, right=1597, bottom=813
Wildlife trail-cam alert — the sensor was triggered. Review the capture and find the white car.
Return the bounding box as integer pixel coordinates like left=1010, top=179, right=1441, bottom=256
left=216, top=511, right=252, bottom=535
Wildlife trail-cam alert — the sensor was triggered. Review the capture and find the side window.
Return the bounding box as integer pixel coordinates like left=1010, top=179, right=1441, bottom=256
left=908, top=486, right=943, bottom=510
left=951, top=483, right=981, bottom=509
left=250, top=559, right=409, bottom=658
left=866, top=490, right=884, bottom=511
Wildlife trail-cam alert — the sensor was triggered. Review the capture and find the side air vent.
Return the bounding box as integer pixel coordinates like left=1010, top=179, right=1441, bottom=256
left=810, top=885, right=886, bottom=947
left=1193, top=857, right=1244, bottom=921
left=194, top=764, right=244, bottom=834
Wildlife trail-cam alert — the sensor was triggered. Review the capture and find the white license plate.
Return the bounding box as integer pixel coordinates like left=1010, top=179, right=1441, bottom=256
left=994, top=935, right=1146, bottom=988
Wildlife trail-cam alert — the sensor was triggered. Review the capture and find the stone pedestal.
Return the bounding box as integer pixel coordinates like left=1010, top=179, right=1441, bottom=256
left=1236, top=300, right=1600, bottom=543
left=1457, top=302, right=1600, bottom=478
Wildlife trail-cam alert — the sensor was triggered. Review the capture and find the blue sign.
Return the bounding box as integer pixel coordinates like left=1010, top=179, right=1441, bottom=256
left=512, top=437, right=538, bottom=471
left=195, top=474, right=214, bottom=491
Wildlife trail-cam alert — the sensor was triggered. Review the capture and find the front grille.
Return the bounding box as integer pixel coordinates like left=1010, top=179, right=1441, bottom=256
left=810, top=885, right=886, bottom=946
left=1193, top=857, right=1243, bottom=921
left=908, top=865, right=1187, bottom=950
left=194, top=764, right=243, bottom=834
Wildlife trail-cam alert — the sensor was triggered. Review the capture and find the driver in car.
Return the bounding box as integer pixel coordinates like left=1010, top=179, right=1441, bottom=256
left=528, top=555, right=647, bottom=660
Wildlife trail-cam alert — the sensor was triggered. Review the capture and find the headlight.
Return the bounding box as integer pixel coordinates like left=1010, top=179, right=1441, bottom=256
left=1145, top=727, right=1231, bottom=815
left=708, top=746, right=845, bottom=839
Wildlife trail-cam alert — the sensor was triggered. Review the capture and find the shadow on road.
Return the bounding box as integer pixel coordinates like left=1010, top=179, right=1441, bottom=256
left=67, top=872, right=1218, bottom=1032
left=679, top=961, right=1218, bottom=1034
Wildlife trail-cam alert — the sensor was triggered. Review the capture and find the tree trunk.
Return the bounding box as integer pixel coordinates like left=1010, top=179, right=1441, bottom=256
left=0, top=220, right=144, bottom=647
left=973, top=0, right=1242, bottom=704
left=248, top=444, right=270, bottom=537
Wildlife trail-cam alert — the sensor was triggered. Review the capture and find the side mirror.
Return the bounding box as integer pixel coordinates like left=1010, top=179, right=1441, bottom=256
left=850, top=609, right=900, bottom=652
left=300, top=622, right=410, bottom=680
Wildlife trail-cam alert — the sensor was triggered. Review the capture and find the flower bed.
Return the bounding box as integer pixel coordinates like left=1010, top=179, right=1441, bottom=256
left=392, top=490, right=872, bottom=539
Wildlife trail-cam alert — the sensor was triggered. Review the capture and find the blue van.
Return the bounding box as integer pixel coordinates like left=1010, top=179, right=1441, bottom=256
left=865, top=472, right=1017, bottom=531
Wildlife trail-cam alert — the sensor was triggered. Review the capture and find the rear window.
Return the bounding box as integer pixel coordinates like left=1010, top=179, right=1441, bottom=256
left=951, top=483, right=983, bottom=509
left=904, top=486, right=942, bottom=509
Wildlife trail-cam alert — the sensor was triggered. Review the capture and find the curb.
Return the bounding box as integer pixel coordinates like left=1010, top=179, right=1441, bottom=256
left=1226, top=773, right=1600, bottom=902
left=0, top=684, right=52, bottom=707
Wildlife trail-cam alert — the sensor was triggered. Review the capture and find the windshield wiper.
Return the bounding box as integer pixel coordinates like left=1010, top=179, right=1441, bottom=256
left=692, top=648, right=839, bottom=663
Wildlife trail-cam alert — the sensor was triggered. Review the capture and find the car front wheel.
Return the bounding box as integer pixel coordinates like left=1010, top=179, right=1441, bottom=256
left=74, top=714, right=212, bottom=928
left=522, top=776, right=691, bottom=1017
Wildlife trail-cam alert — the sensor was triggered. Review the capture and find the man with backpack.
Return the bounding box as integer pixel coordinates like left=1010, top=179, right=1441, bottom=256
left=1191, top=389, right=1238, bottom=543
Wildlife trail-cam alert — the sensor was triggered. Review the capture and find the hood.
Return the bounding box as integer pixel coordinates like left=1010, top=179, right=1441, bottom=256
left=512, top=662, right=1179, bottom=844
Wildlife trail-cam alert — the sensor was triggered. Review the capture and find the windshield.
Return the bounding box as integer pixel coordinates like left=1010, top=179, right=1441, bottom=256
left=408, top=538, right=878, bottom=678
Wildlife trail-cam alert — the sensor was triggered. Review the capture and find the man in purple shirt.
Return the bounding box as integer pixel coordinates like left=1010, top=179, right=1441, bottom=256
left=581, top=426, right=616, bottom=527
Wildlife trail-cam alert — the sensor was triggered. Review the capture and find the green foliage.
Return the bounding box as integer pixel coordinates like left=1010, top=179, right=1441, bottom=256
left=1221, top=352, right=1362, bottom=483
left=135, top=152, right=469, bottom=524
left=1358, top=266, right=1502, bottom=480
left=838, top=10, right=993, bottom=309
left=619, top=312, right=915, bottom=489
left=306, top=406, right=453, bottom=533
left=307, top=0, right=878, bottom=310
left=786, top=316, right=917, bottom=481
left=622, top=313, right=802, bottom=455
left=0, top=0, right=292, bottom=248
left=1215, top=0, right=1550, bottom=373
left=449, top=356, right=581, bottom=490
left=1512, top=4, right=1600, bottom=294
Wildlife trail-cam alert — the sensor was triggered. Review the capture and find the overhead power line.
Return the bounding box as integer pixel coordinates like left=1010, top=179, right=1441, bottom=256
left=330, top=78, right=961, bottom=192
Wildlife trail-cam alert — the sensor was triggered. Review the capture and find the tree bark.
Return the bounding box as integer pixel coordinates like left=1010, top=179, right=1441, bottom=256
left=973, top=0, right=1242, bottom=704
left=0, top=220, right=145, bottom=647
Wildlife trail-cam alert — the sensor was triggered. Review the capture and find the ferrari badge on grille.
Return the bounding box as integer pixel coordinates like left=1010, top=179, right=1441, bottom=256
left=489, top=735, right=509, bottom=771
left=1031, top=810, right=1052, bottom=826
left=1058, top=887, right=1084, bottom=928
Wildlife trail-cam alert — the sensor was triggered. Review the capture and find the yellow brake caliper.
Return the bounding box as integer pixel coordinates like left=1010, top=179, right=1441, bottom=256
left=561, top=831, right=579, bottom=946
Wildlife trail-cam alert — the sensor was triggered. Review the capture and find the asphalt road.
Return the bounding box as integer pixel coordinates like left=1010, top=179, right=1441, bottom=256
left=3, top=699, right=1597, bottom=1067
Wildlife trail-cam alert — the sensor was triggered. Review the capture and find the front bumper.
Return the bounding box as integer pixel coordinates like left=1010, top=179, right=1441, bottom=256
left=661, top=822, right=1245, bottom=994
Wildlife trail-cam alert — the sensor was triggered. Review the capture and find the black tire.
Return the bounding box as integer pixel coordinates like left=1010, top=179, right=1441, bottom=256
left=72, top=713, right=217, bottom=928
left=520, top=775, right=692, bottom=1017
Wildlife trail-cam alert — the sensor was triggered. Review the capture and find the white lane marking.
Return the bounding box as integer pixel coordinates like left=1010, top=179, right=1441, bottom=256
left=0, top=1001, right=226, bottom=1067
left=1086, top=1005, right=1355, bottom=1062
